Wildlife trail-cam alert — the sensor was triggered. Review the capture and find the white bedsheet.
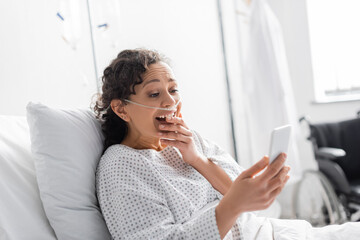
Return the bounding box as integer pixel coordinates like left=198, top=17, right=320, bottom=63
left=239, top=213, right=360, bottom=240
left=196, top=200, right=360, bottom=240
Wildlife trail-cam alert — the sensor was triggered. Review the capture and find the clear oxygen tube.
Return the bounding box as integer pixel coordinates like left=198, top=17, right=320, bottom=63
left=123, top=96, right=181, bottom=111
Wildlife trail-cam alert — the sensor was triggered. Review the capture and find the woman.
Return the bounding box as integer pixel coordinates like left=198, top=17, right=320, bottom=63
left=93, top=49, right=359, bottom=240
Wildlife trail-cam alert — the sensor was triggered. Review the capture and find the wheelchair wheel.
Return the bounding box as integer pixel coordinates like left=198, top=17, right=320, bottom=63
left=293, top=170, right=347, bottom=226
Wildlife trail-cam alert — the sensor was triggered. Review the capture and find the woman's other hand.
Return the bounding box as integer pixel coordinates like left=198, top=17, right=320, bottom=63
left=157, top=114, right=203, bottom=166
left=227, top=154, right=290, bottom=213
left=215, top=154, right=290, bottom=239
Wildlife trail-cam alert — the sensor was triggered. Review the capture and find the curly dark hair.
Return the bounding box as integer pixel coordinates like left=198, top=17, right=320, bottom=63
left=92, top=48, right=168, bottom=153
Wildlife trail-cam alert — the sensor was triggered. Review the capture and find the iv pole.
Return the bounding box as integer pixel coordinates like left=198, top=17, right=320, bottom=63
left=217, top=0, right=239, bottom=162
left=86, top=0, right=101, bottom=93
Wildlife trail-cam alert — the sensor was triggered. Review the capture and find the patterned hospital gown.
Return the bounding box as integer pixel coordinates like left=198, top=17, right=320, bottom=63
left=96, top=130, right=360, bottom=240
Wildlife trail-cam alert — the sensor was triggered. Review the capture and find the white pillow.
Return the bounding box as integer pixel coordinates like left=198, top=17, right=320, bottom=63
left=26, top=102, right=112, bottom=240
left=0, top=115, right=56, bottom=240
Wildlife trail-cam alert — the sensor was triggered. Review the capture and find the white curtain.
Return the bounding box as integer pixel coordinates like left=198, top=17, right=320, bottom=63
left=239, top=0, right=315, bottom=179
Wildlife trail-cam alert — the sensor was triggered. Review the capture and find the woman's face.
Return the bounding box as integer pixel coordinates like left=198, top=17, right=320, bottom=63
left=124, top=62, right=182, bottom=140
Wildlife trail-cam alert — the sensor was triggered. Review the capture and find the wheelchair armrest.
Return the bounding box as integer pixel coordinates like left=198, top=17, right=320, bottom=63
left=317, top=158, right=352, bottom=194
left=316, top=147, right=346, bottom=160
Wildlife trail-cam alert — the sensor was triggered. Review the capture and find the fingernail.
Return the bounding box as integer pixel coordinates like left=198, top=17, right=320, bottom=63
left=158, top=132, right=163, bottom=135
left=159, top=124, right=165, bottom=129
left=167, top=115, right=172, bottom=120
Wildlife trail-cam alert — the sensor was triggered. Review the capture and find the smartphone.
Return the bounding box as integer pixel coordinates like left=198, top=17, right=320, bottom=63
left=269, top=125, right=292, bottom=163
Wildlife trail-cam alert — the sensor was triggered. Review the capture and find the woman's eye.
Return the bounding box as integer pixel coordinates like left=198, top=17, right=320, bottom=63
left=149, top=93, right=159, bottom=98
left=170, top=89, right=179, bottom=94
left=148, top=89, right=178, bottom=98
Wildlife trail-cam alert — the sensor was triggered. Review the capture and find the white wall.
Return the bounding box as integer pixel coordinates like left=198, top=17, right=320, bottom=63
left=0, top=0, right=98, bottom=115
left=0, top=0, right=235, bottom=156
left=267, top=0, right=360, bottom=123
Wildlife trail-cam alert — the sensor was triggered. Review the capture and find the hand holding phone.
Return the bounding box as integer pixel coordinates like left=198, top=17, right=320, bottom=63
left=269, top=125, right=292, bottom=164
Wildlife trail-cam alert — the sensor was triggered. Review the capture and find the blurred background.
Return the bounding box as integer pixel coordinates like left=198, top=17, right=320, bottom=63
left=1, top=0, right=359, bottom=224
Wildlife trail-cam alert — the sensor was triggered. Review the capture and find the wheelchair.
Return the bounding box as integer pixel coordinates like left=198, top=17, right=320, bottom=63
left=293, top=170, right=348, bottom=226
left=299, top=111, right=360, bottom=222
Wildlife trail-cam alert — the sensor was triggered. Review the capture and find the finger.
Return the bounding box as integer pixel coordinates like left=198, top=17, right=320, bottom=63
left=160, top=139, right=186, bottom=149
left=272, top=165, right=290, bottom=181
left=158, top=131, right=191, bottom=143
left=264, top=197, right=276, bottom=210
left=261, top=153, right=286, bottom=181
left=240, top=156, right=269, bottom=179
left=270, top=152, right=287, bottom=166
left=268, top=166, right=290, bottom=192
left=269, top=175, right=290, bottom=199
left=159, top=123, right=192, bottom=136
left=165, top=115, right=189, bottom=129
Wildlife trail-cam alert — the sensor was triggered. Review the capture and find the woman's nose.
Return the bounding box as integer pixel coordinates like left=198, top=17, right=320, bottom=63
left=162, top=93, right=176, bottom=108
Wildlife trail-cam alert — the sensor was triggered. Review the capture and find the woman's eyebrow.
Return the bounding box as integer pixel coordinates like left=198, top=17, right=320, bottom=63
left=142, top=78, right=176, bottom=88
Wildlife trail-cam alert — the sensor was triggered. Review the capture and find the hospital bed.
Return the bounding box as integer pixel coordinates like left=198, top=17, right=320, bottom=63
left=1, top=103, right=359, bottom=240
left=0, top=102, right=279, bottom=239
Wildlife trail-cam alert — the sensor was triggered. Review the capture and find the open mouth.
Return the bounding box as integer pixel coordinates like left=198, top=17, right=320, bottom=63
left=155, top=112, right=177, bottom=123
